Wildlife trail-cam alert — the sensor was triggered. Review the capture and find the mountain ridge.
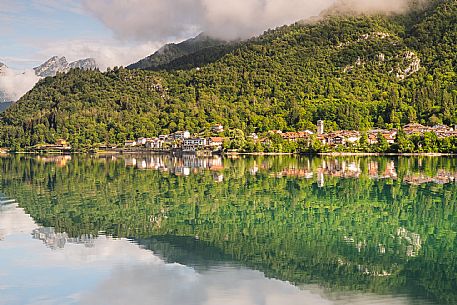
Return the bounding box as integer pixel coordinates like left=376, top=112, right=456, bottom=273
left=0, top=0, right=456, bottom=149
left=33, top=56, right=98, bottom=77
left=127, top=33, right=236, bottom=71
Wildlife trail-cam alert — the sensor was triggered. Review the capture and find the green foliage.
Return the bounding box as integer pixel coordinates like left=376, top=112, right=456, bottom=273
left=1, top=1, right=457, bottom=149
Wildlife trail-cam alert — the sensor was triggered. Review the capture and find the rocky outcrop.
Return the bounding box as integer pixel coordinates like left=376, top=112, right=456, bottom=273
left=34, top=56, right=97, bottom=77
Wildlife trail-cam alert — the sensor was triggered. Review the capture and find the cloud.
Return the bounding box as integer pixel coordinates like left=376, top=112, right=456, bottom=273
left=326, top=0, right=428, bottom=15
left=0, top=67, right=40, bottom=101
left=78, top=265, right=332, bottom=305
left=82, top=0, right=421, bottom=42
left=82, top=0, right=334, bottom=41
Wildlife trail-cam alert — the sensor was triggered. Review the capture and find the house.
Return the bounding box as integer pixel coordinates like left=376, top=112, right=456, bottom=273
left=159, top=135, right=169, bottom=141
left=183, top=138, right=207, bottom=151
left=56, top=139, right=68, bottom=146
left=136, top=138, right=148, bottom=146
left=331, top=135, right=345, bottom=145
left=211, top=124, right=224, bottom=133
left=145, top=138, right=164, bottom=149
left=367, top=129, right=397, bottom=144
left=174, top=130, right=191, bottom=140
left=281, top=131, right=312, bottom=142
left=343, top=131, right=361, bottom=144
left=403, top=123, right=430, bottom=134
left=209, top=137, right=224, bottom=148
left=124, top=140, right=137, bottom=147
left=269, top=130, right=283, bottom=135
left=249, top=133, right=259, bottom=140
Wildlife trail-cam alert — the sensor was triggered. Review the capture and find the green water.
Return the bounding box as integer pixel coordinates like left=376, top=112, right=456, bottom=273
left=1, top=154, right=456, bottom=305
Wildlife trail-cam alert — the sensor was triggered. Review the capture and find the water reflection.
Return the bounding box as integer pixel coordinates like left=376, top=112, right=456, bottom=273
left=114, top=154, right=457, bottom=187
left=1, top=155, right=457, bottom=304
left=0, top=198, right=439, bottom=305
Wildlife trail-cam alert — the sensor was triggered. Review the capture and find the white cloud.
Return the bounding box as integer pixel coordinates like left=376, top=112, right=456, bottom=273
left=0, top=67, right=40, bottom=101
left=82, top=0, right=334, bottom=41
left=81, top=0, right=422, bottom=42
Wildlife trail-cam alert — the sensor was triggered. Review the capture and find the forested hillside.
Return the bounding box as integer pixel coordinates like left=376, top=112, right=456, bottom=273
left=1, top=0, right=456, bottom=149
left=127, top=33, right=234, bottom=70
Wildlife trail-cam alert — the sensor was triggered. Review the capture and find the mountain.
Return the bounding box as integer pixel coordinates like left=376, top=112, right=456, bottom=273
left=1, top=0, right=456, bottom=149
left=33, top=56, right=97, bottom=77
left=128, top=33, right=236, bottom=71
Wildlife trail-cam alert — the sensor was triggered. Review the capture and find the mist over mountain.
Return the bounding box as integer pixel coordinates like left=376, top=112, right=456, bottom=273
left=0, top=57, right=98, bottom=102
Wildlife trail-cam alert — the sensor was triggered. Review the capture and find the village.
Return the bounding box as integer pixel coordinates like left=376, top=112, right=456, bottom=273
left=25, top=121, right=457, bottom=154
left=117, top=121, right=457, bottom=154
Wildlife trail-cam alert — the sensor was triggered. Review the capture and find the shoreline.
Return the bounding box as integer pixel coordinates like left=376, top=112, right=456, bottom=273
left=4, top=150, right=457, bottom=157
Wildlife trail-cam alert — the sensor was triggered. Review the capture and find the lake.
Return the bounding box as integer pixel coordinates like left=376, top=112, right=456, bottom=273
left=0, top=154, right=456, bottom=305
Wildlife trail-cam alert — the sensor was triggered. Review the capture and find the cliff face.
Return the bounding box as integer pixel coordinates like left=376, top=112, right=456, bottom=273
left=33, top=56, right=98, bottom=77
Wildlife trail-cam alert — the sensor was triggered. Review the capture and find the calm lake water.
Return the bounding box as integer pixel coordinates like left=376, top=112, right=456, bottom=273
left=1, top=154, right=456, bottom=305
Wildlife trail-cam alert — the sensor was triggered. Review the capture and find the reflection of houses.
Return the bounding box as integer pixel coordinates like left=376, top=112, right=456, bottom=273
left=37, top=155, right=72, bottom=167
left=123, top=155, right=224, bottom=176
left=397, top=227, right=422, bottom=257
left=33, top=227, right=95, bottom=250
left=404, top=170, right=456, bottom=185
left=368, top=160, right=398, bottom=180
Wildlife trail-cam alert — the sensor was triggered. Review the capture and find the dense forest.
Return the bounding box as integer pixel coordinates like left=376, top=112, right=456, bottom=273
left=1, top=155, right=457, bottom=304
left=0, top=0, right=456, bottom=149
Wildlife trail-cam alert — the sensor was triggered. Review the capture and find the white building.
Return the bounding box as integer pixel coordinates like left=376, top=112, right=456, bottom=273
left=317, top=120, right=324, bottom=135
left=145, top=138, right=164, bottom=149
left=211, top=124, right=224, bottom=133
left=174, top=131, right=191, bottom=140
left=136, top=138, right=148, bottom=145
left=183, top=138, right=207, bottom=151
left=124, top=140, right=137, bottom=147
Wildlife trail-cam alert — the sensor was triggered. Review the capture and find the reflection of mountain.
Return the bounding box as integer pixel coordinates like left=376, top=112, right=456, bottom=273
left=1, top=156, right=457, bottom=304
left=137, top=236, right=234, bottom=270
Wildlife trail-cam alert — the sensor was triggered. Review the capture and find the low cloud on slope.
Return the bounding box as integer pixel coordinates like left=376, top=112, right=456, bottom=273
left=82, top=0, right=422, bottom=42
left=82, top=0, right=334, bottom=41
left=0, top=67, right=39, bottom=101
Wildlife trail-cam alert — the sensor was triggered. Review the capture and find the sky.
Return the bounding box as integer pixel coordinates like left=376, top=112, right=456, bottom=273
left=0, top=0, right=419, bottom=101
left=0, top=0, right=342, bottom=70
left=0, top=0, right=162, bottom=70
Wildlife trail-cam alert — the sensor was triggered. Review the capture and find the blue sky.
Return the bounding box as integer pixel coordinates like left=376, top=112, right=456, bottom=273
left=0, top=0, right=337, bottom=70
left=1, top=0, right=113, bottom=69
left=0, top=0, right=163, bottom=70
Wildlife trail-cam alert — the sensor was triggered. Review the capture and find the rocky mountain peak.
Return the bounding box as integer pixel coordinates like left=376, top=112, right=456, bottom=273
left=33, top=56, right=97, bottom=77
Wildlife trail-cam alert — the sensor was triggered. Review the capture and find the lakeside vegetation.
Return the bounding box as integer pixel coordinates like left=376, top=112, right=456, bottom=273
left=0, top=0, right=457, bottom=151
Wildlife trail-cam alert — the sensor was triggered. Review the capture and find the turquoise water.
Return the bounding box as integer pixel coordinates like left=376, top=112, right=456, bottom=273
left=0, top=154, right=456, bottom=305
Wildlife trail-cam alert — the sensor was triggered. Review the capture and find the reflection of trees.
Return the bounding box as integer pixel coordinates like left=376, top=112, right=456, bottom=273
left=1, top=155, right=457, bottom=304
